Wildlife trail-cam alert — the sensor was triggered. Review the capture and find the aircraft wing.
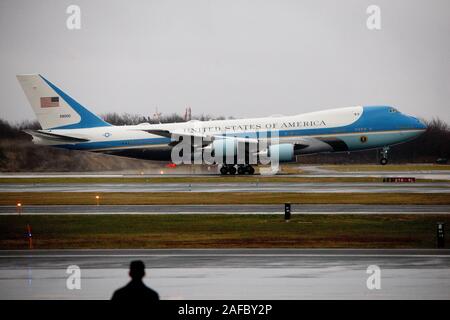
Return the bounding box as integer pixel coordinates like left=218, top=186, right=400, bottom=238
left=144, top=129, right=336, bottom=153
left=287, top=136, right=342, bottom=153
left=143, top=129, right=214, bottom=147
left=144, top=129, right=213, bottom=141
left=143, top=129, right=258, bottom=147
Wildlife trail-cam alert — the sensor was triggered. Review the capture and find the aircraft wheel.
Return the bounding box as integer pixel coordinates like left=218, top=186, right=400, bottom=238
left=247, top=166, right=255, bottom=175
left=380, top=158, right=388, bottom=165
left=228, top=166, right=237, bottom=175
left=237, top=166, right=246, bottom=175
left=220, top=166, right=228, bottom=175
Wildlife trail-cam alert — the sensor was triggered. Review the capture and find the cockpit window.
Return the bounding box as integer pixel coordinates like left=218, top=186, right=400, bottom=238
left=388, top=108, right=399, bottom=113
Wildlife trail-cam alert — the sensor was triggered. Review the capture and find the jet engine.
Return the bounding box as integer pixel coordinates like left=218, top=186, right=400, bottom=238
left=267, top=143, right=296, bottom=162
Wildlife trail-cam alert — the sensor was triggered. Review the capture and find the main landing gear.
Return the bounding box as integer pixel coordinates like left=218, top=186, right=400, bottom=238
left=379, top=146, right=389, bottom=165
left=220, top=164, right=255, bottom=175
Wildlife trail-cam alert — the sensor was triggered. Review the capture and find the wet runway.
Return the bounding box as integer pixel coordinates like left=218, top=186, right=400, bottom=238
left=1, top=182, right=450, bottom=193
left=1, top=169, right=450, bottom=180
left=0, top=249, right=449, bottom=299
left=1, top=204, right=449, bottom=215
left=300, top=166, right=450, bottom=181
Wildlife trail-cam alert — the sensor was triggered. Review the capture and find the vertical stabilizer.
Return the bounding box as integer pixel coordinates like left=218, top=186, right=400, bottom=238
left=16, top=74, right=111, bottom=130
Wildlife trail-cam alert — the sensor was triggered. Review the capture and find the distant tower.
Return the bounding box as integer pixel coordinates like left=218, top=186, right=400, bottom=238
left=184, top=105, right=192, bottom=121
left=153, top=106, right=162, bottom=123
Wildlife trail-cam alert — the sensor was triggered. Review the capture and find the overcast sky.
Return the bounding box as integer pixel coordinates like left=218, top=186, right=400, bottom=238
left=0, top=0, right=449, bottom=124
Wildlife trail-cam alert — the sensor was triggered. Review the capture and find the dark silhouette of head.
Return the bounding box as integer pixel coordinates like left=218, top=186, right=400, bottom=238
left=112, top=260, right=159, bottom=301
left=129, top=260, right=146, bottom=281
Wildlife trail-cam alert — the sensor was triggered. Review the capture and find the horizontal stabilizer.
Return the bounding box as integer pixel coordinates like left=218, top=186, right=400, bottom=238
left=24, top=129, right=90, bottom=143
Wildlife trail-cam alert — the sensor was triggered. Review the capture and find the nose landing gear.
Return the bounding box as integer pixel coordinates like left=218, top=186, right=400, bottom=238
left=379, top=146, right=389, bottom=165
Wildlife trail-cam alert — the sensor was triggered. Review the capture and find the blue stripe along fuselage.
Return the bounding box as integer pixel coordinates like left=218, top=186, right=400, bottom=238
left=55, top=106, right=426, bottom=151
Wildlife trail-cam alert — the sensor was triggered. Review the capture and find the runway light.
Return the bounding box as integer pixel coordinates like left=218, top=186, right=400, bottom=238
left=160, top=170, right=164, bottom=175
left=95, top=195, right=100, bottom=206
left=16, top=202, right=22, bottom=215
left=27, top=224, right=33, bottom=250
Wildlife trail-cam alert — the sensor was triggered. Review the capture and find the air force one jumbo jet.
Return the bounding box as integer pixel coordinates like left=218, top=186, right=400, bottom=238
left=17, top=74, right=427, bottom=175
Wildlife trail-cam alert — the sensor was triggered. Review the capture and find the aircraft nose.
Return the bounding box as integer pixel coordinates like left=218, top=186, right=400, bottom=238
left=410, top=116, right=427, bottom=130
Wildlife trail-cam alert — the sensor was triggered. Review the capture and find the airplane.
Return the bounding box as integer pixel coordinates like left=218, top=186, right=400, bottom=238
left=16, top=74, right=427, bottom=175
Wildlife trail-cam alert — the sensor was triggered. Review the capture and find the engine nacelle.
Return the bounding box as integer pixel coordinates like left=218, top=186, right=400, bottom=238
left=211, top=138, right=238, bottom=159
left=207, top=140, right=298, bottom=164
left=268, top=144, right=295, bottom=162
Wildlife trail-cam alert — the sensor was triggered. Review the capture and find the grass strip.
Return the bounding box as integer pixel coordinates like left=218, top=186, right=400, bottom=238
left=1, top=192, right=450, bottom=205
left=1, top=214, right=448, bottom=249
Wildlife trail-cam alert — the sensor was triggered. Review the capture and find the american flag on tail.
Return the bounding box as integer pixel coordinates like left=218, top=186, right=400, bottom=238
left=40, top=96, right=60, bottom=108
